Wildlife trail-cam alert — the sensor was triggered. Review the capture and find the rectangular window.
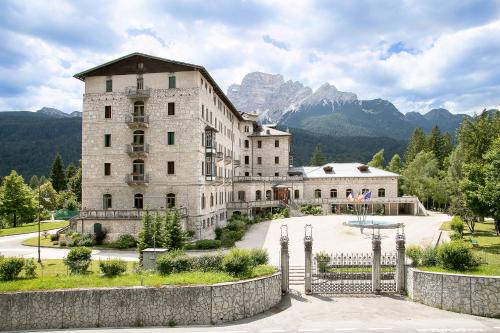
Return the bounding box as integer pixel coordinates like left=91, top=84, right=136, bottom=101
left=257, top=140, right=262, bottom=148
left=244, top=155, right=249, bottom=165
left=202, top=162, right=204, bottom=175
left=275, top=172, right=279, bottom=176
left=168, top=102, right=175, bottom=115
left=257, top=157, right=262, bottom=165
left=167, top=161, right=175, bottom=174
left=104, top=106, right=111, bottom=119
left=104, top=134, right=111, bottom=147
left=167, top=132, right=175, bottom=145
left=275, top=140, right=279, bottom=147
left=275, top=156, right=279, bottom=164
left=104, top=163, right=111, bottom=176
left=105, top=79, right=112, bottom=92
left=168, top=76, right=176, bottom=88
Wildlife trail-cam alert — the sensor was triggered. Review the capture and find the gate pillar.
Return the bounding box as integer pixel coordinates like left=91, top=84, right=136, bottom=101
left=371, top=234, right=381, bottom=294
left=395, top=231, right=406, bottom=294
left=280, top=225, right=289, bottom=294
left=304, top=224, right=313, bottom=294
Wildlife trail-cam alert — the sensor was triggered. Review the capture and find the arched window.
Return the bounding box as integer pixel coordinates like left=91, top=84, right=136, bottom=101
left=133, top=130, right=144, bottom=145
left=330, top=189, right=337, bottom=198
left=211, top=217, right=214, bottom=226
left=265, top=190, right=272, bottom=200
left=201, top=194, right=205, bottom=209
left=294, top=189, right=300, bottom=199
left=166, top=193, right=176, bottom=208
left=134, top=193, right=143, bottom=209
left=103, top=194, right=112, bottom=209
left=362, top=188, right=369, bottom=194
left=244, top=140, right=249, bottom=148
left=132, top=159, right=144, bottom=181
left=134, top=101, right=144, bottom=118
left=346, top=189, right=353, bottom=198
left=237, top=191, right=245, bottom=201
left=256, top=190, right=262, bottom=201
left=314, top=189, right=322, bottom=198
left=210, top=193, right=214, bottom=206
left=378, top=188, right=385, bottom=198
left=202, top=219, right=206, bottom=228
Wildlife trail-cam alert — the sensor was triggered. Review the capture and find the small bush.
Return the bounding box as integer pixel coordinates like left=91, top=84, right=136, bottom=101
left=59, top=240, right=67, bottom=247
left=50, top=234, right=59, bottom=241
left=192, top=253, right=224, bottom=271
left=99, top=259, right=127, bottom=277
left=23, top=259, right=37, bottom=279
left=156, top=250, right=192, bottom=275
left=214, top=227, right=223, bottom=240
left=78, top=238, right=93, bottom=247
left=300, top=204, right=323, bottom=215
left=421, top=245, right=439, bottom=266
left=406, top=245, right=422, bottom=267
left=226, top=219, right=247, bottom=232
left=449, top=231, right=463, bottom=241
left=316, top=251, right=331, bottom=273
left=222, top=248, right=252, bottom=276
left=249, top=248, right=269, bottom=266
left=185, top=239, right=221, bottom=250
left=437, top=241, right=479, bottom=271
left=110, top=234, right=137, bottom=249
left=220, top=230, right=245, bottom=247
left=0, top=258, right=25, bottom=281
left=450, top=216, right=465, bottom=235
left=64, top=247, right=92, bottom=274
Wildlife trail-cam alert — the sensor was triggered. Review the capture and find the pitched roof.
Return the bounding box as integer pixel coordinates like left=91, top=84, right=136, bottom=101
left=73, top=52, right=243, bottom=120
left=291, top=163, right=400, bottom=178
left=248, top=124, right=291, bottom=137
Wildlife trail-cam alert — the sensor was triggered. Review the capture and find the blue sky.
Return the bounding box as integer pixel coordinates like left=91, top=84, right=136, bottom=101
left=0, top=0, right=499, bottom=114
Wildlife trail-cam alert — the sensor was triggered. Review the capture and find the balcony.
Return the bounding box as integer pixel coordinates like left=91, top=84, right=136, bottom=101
left=125, top=86, right=151, bottom=99
left=125, top=114, right=149, bottom=128
left=205, top=144, right=217, bottom=156
left=216, top=151, right=224, bottom=161
left=233, top=159, right=240, bottom=167
left=126, top=144, right=150, bottom=158
left=224, top=155, right=232, bottom=165
left=126, top=173, right=149, bottom=185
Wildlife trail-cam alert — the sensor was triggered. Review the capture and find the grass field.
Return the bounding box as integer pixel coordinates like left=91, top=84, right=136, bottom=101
left=21, top=236, right=134, bottom=251
left=0, top=259, right=276, bottom=292
left=419, top=265, right=500, bottom=276
left=0, top=221, right=68, bottom=237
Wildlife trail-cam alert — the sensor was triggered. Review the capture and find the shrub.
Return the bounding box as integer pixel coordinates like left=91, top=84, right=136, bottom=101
left=220, top=230, right=245, bottom=247
left=59, top=240, right=67, bottom=247
left=111, top=234, right=137, bottom=249
left=0, top=258, right=25, bottom=281
left=449, top=231, right=463, bottom=241
left=222, top=248, right=252, bottom=276
left=99, top=259, right=127, bottom=277
left=226, top=219, right=247, bottom=232
left=214, top=227, right=223, bottom=240
left=450, top=216, right=465, bottom=235
left=249, top=248, right=269, bottom=266
left=78, top=238, right=93, bottom=247
left=437, top=241, right=479, bottom=271
left=23, top=259, right=37, bottom=279
left=421, top=245, right=439, bottom=266
left=192, top=253, right=224, bottom=271
left=185, top=239, right=221, bottom=250
left=156, top=250, right=192, bottom=275
left=64, top=247, right=92, bottom=274
left=316, top=251, right=331, bottom=273
left=50, top=234, right=59, bottom=241
left=406, top=245, right=422, bottom=267
left=300, top=204, right=323, bottom=215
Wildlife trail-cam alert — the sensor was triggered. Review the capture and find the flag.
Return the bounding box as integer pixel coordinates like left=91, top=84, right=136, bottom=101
left=363, top=191, right=372, bottom=200
left=356, top=193, right=364, bottom=203
left=347, top=192, right=354, bottom=202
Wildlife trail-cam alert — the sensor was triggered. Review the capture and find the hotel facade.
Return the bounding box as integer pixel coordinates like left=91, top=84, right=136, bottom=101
left=73, top=53, right=425, bottom=240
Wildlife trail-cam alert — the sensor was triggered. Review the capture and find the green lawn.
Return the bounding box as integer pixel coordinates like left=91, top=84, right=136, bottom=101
left=419, top=265, right=500, bottom=276
left=0, top=221, right=69, bottom=237
left=0, top=259, right=276, bottom=292
left=21, top=236, right=135, bottom=251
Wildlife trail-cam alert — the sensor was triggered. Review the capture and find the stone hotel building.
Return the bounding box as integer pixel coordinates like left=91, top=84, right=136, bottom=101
left=73, top=53, right=425, bottom=240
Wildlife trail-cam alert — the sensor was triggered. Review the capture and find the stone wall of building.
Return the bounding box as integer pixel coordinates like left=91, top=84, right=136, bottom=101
left=405, top=267, right=500, bottom=318
left=0, top=273, right=281, bottom=331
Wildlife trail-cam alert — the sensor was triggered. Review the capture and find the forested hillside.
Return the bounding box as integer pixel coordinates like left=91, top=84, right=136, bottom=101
left=0, top=112, right=81, bottom=179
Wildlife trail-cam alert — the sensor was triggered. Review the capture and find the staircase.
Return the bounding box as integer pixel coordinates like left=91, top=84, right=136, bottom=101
left=287, top=200, right=305, bottom=217
left=289, top=265, right=305, bottom=287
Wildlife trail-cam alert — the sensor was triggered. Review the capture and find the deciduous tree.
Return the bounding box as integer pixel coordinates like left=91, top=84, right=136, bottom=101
left=0, top=171, right=36, bottom=227
left=368, top=149, right=385, bottom=168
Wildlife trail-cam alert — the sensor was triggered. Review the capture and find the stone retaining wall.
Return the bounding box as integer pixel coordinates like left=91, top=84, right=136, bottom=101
left=0, top=273, right=281, bottom=331
left=406, top=267, right=500, bottom=318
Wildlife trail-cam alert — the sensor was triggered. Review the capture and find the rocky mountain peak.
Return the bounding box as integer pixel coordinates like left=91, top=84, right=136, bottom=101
left=302, top=83, right=357, bottom=106
left=36, top=107, right=81, bottom=118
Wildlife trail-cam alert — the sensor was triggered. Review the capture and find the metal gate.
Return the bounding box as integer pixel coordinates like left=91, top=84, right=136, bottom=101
left=311, top=252, right=397, bottom=294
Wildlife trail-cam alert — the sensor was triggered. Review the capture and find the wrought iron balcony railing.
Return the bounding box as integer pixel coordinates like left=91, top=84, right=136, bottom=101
left=125, top=114, right=149, bottom=127
left=125, top=173, right=149, bottom=185
left=125, top=86, right=151, bottom=98
left=126, top=144, right=150, bottom=157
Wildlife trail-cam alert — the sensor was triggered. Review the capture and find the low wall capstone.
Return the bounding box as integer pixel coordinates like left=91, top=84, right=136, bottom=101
left=406, top=267, right=500, bottom=318
left=0, top=273, right=281, bottom=331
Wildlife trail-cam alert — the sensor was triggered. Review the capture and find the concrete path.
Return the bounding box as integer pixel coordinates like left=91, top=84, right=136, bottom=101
left=237, top=213, right=450, bottom=266
left=27, top=292, right=500, bottom=333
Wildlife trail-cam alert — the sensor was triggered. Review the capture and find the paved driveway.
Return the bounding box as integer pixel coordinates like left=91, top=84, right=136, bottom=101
left=237, top=213, right=449, bottom=265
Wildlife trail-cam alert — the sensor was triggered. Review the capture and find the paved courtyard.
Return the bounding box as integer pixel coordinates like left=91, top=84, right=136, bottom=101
left=237, top=213, right=450, bottom=265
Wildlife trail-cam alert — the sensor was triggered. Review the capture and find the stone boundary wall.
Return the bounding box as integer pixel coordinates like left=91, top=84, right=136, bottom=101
left=0, top=273, right=281, bottom=331
left=406, top=267, right=500, bottom=318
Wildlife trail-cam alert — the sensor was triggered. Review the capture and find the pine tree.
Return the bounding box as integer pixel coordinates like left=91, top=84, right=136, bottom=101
left=368, top=149, right=385, bottom=168
left=404, top=127, right=427, bottom=165
left=309, top=144, right=326, bottom=166
left=387, top=154, right=402, bottom=174
left=49, top=153, right=66, bottom=192
left=0, top=171, right=37, bottom=227
left=65, top=163, right=77, bottom=180
left=29, top=175, right=40, bottom=189
left=164, top=210, right=186, bottom=250
left=137, top=211, right=154, bottom=262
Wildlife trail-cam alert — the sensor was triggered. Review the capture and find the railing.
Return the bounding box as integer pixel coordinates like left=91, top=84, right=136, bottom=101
left=125, top=173, right=149, bottom=185
left=227, top=200, right=284, bottom=209
left=125, top=114, right=149, bottom=126
left=79, top=207, right=188, bottom=219
left=293, top=196, right=420, bottom=205
left=224, top=156, right=232, bottom=165
left=216, top=151, right=224, bottom=160
left=125, top=86, right=151, bottom=98
left=126, top=144, right=150, bottom=155
left=233, top=159, right=240, bottom=167
left=233, top=175, right=304, bottom=182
